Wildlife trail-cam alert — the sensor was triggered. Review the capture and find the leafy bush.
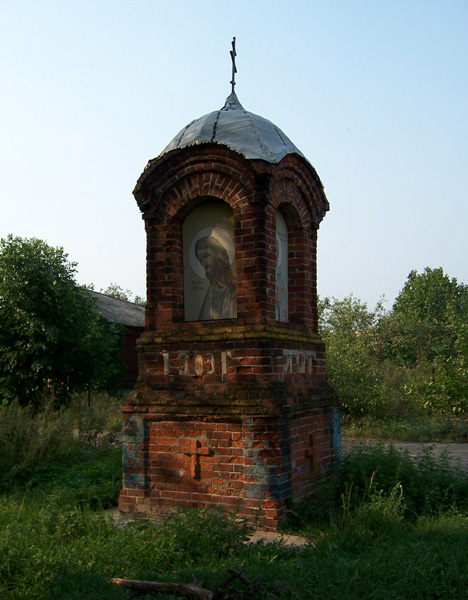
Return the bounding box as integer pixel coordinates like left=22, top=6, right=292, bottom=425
left=156, top=507, right=253, bottom=558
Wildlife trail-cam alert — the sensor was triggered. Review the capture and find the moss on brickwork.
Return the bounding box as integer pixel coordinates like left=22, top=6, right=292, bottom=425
left=139, top=324, right=324, bottom=346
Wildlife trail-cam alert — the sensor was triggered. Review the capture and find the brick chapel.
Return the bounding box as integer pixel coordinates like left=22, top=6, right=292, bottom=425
left=119, top=53, right=340, bottom=528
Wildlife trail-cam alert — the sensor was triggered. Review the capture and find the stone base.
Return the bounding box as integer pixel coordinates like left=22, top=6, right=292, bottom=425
left=119, top=405, right=340, bottom=529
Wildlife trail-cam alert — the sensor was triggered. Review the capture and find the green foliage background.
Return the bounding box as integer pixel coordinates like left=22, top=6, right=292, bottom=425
left=320, top=267, right=468, bottom=421
left=0, top=236, right=124, bottom=407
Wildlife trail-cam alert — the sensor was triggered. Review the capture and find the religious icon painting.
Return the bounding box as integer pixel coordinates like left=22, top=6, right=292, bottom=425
left=275, top=210, right=289, bottom=322
left=183, top=201, right=236, bottom=321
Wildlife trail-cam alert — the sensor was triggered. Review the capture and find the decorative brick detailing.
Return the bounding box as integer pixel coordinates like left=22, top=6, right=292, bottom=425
left=120, top=143, right=338, bottom=528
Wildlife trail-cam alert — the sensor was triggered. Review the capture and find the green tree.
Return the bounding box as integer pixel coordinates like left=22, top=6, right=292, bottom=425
left=319, top=295, right=386, bottom=418
left=389, top=267, right=468, bottom=365
left=379, top=268, right=468, bottom=413
left=101, top=282, right=146, bottom=306
left=0, top=235, right=123, bottom=407
left=101, top=283, right=131, bottom=301
left=320, top=269, right=468, bottom=420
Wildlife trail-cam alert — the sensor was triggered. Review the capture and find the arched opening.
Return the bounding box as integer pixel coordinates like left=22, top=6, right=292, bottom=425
left=182, top=200, right=236, bottom=321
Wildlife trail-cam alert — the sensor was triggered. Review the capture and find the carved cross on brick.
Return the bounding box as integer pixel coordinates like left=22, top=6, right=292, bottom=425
left=186, top=439, right=211, bottom=479
left=305, top=433, right=318, bottom=471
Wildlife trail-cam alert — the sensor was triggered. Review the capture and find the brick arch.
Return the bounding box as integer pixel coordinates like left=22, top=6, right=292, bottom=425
left=163, top=170, right=250, bottom=221
left=170, top=194, right=233, bottom=225
left=270, top=156, right=329, bottom=229
left=271, top=178, right=310, bottom=230
left=275, top=198, right=305, bottom=233
left=135, top=146, right=257, bottom=221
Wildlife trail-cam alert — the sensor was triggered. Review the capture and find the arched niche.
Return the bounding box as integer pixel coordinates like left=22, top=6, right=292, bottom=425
left=273, top=200, right=317, bottom=331
left=182, top=200, right=236, bottom=321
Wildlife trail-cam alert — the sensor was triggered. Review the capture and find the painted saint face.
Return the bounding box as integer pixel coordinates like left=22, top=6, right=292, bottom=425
left=196, top=247, right=217, bottom=272
left=196, top=247, right=232, bottom=291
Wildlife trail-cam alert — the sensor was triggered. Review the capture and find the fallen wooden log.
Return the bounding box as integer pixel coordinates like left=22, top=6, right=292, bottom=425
left=111, top=568, right=273, bottom=599
left=110, top=577, right=213, bottom=599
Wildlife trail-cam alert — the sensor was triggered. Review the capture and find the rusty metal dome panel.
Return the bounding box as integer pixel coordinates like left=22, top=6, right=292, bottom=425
left=160, top=92, right=305, bottom=164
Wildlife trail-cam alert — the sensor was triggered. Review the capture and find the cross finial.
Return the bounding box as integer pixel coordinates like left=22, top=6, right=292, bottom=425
left=230, top=37, right=237, bottom=93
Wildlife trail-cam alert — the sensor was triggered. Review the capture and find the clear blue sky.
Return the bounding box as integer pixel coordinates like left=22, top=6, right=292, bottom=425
left=1, top=1, right=467, bottom=308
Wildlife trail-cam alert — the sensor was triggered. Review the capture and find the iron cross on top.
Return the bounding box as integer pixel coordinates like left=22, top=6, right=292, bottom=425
left=230, top=36, right=237, bottom=93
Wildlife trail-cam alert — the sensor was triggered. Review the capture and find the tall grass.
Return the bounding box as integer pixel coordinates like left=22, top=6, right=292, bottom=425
left=339, top=441, right=468, bottom=516
left=2, top=489, right=468, bottom=599
left=0, top=393, right=123, bottom=504
left=2, top=398, right=468, bottom=598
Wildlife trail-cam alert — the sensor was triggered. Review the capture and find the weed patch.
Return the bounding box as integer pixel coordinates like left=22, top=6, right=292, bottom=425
left=339, top=441, right=468, bottom=516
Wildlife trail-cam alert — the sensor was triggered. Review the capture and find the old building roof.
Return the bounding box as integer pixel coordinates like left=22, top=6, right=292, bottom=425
left=160, top=92, right=305, bottom=164
left=91, top=291, right=145, bottom=328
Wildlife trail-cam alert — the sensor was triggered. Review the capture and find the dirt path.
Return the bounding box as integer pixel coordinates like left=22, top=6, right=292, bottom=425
left=342, top=438, right=468, bottom=472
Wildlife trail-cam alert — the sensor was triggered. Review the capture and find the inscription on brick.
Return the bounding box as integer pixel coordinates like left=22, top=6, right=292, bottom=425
left=283, top=349, right=317, bottom=374
left=161, top=350, right=229, bottom=376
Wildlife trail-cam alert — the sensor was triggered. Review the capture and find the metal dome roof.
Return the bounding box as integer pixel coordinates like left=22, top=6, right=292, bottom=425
left=160, top=92, right=305, bottom=164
